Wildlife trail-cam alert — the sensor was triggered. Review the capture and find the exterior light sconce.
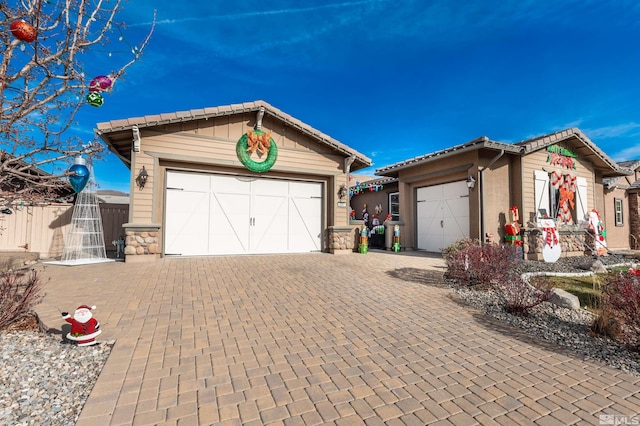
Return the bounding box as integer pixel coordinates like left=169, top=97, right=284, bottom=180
left=466, top=175, right=476, bottom=190
left=136, top=166, right=148, bottom=190
left=338, top=184, right=347, bottom=201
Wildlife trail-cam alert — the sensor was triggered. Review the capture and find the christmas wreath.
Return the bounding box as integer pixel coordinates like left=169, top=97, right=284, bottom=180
left=236, top=129, right=278, bottom=173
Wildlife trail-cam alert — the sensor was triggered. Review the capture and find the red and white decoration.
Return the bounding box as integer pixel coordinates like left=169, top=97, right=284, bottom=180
left=62, top=305, right=102, bottom=346
left=551, top=172, right=577, bottom=225
left=587, top=209, right=607, bottom=256
left=539, top=218, right=561, bottom=263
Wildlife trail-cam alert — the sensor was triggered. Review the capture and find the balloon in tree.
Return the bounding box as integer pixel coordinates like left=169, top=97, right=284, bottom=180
left=10, top=20, right=37, bottom=42
left=68, top=157, right=90, bottom=193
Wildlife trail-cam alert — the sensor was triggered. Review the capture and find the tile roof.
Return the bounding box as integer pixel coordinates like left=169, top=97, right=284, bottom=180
left=96, top=100, right=371, bottom=169
left=376, top=136, right=522, bottom=175
left=604, top=159, right=640, bottom=189
left=376, top=128, right=631, bottom=178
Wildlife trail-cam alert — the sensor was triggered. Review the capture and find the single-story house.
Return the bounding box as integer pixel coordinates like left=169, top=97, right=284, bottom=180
left=96, top=100, right=371, bottom=261
left=374, top=128, right=634, bottom=259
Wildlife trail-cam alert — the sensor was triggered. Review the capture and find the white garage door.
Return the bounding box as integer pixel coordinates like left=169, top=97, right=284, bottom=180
left=416, top=181, right=469, bottom=252
left=164, top=171, right=323, bottom=256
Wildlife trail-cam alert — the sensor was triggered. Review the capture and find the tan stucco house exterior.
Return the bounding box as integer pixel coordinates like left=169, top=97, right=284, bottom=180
left=96, top=100, right=371, bottom=262
left=604, top=160, right=640, bottom=250
left=375, top=128, right=634, bottom=259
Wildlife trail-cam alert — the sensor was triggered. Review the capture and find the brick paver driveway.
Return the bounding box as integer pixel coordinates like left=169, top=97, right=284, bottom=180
left=36, top=252, right=640, bottom=425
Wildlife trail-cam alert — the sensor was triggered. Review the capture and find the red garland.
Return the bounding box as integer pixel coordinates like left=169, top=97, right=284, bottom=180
left=543, top=227, right=558, bottom=247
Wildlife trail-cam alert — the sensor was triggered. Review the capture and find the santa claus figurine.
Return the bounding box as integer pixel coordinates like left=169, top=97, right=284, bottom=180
left=62, top=305, right=102, bottom=346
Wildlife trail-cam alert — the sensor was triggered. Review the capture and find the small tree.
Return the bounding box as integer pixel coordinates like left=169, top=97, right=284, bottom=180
left=0, top=0, right=154, bottom=208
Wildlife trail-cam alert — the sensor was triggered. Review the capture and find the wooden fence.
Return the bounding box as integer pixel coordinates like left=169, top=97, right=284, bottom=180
left=0, top=203, right=129, bottom=259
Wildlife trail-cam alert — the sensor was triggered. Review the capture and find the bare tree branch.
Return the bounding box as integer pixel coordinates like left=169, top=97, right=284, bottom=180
left=0, top=0, right=155, bottom=208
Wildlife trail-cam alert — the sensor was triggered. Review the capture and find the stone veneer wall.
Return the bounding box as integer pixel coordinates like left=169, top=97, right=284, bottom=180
left=630, top=193, right=640, bottom=249
left=523, top=228, right=588, bottom=259
left=327, top=225, right=360, bottom=254
left=124, top=230, right=159, bottom=255
left=123, top=224, right=161, bottom=261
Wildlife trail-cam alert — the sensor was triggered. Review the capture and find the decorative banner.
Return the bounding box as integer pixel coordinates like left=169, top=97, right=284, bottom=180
left=69, top=163, right=90, bottom=193
left=547, top=145, right=577, bottom=157
left=236, top=129, right=278, bottom=173
left=547, top=145, right=577, bottom=169
left=350, top=183, right=384, bottom=196
left=10, top=20, right=37, bottom=43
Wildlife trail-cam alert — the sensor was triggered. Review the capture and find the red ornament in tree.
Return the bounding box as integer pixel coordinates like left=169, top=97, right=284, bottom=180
left=10, top=20, right=37, bottom=43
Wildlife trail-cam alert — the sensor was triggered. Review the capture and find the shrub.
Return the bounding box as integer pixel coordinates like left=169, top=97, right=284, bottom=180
left=497, top=275, right=553, bottom=316
left=600, top=271, right=640, bottom=349
left=590, top=303, right=622, bottom=340
left=442, top=238, right=481, bottom=264
left=0, top=269, right=45, bottom=331
left=444, top=240, right=518, bottom=288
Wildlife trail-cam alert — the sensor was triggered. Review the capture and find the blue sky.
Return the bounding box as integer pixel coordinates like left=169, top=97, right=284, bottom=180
left=72, top=0, right=640, bottom=193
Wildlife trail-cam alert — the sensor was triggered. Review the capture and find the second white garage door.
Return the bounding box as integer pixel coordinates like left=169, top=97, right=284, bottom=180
left=164, top=171, right=323, bottom=256
left=416, top=180, right=470, bottom=252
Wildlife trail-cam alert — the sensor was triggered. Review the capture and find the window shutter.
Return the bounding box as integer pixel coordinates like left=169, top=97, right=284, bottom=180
left=575, top=177, right=588, bottom=224
left=534, top=170, right=550, bottom=219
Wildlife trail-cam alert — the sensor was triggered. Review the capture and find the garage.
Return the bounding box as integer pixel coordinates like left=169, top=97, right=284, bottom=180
left=164, top=171, right=323, bottom=256
left=416, top=180, right=469, bottom=252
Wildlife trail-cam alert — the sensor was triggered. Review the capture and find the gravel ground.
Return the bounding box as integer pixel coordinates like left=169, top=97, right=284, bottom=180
left=450, top=255, right=640, bottom=377
left=0, top=332, right=112, bottom=426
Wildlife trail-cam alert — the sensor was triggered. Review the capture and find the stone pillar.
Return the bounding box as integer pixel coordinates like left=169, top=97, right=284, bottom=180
left=327, top=225, right=360, bottom=254
left=123, top=223, right=161, bottom=263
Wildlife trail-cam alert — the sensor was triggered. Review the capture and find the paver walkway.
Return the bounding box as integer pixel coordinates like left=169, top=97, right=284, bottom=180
left=35, top=252, right=640, bottom=425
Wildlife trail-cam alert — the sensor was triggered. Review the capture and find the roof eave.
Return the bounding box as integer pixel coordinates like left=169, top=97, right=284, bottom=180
left=97, top=100, right=370, bottom=168
left=376, top=137, right=521, bottom=176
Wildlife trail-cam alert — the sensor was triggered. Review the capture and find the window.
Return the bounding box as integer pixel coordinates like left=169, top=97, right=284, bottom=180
left=388, top=192, right=399, bottom=221
left=615, top=198, right=624, bottom=226
left=534, top=171, right=588, bottom=224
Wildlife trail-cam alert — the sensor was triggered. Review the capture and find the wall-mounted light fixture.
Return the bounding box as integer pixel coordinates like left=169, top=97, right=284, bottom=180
left=338, top=184, right=347, bottom=201
left=135, top=166, right=148, bottom=190
left=466, top=175, right=476, bottom=190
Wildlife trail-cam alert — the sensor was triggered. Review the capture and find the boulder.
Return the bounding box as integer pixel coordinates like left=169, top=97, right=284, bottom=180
left=590, top=260, right=607, bottom=274
left=549, top=288, right=580, bottom=310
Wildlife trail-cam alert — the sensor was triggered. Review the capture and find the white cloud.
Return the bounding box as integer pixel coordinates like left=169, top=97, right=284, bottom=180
left=583, top=122, right=640, bottom=139
left=611, top=144, right=640, bottom=162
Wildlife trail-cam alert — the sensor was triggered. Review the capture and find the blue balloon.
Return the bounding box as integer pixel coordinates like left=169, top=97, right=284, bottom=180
left=69, top=164, right=90, bottom=193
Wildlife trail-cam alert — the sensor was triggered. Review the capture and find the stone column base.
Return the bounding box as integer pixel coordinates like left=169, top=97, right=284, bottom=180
left=123, top=223, right=161, bottom=262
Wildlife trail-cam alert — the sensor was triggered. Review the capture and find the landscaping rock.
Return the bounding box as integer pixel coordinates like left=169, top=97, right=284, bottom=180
left=549, top=288, right=580, bottom=310
left=590, top=260, right=607, bottom=274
